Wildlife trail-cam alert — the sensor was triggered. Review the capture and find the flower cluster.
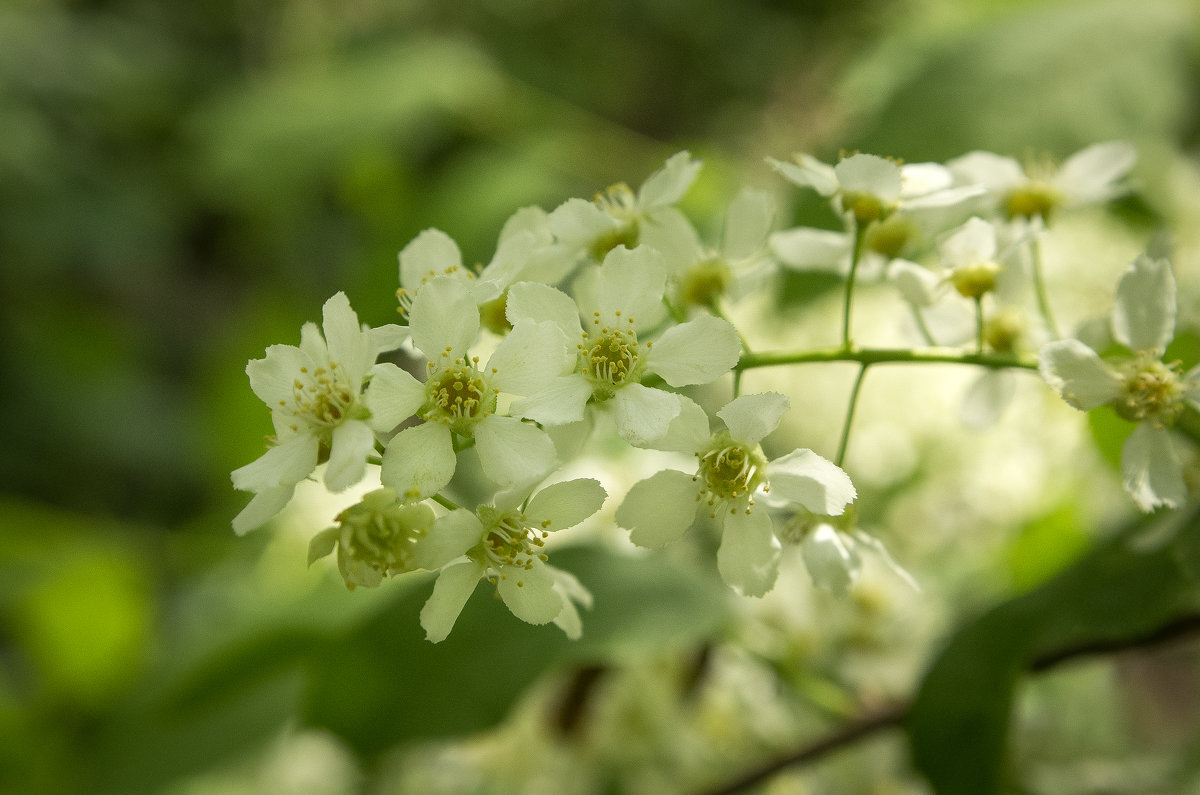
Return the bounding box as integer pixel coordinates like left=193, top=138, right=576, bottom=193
left=233, top=143, right=1195, bottom=642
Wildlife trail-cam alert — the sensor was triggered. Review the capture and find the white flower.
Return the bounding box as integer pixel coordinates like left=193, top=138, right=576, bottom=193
left=504, top=245, right=742, bottom=446
left=646, top=187, right=777, bottom=308
left=776, top=507, right=918, bottom=596
left=1039, top=255, right=1200, bottom=511
left=415, top=478, right=607, bottom=642
left=548, top=151, right=702, bottom=262
left=767, top=152, right=981, bottom=226
left=889, top=217, right=1006, bottom=308
left=231, top=292, right=407, bottom=535
left=307, top=488, right=436, bottom=590
left=615, top=393, right=856, bottom=596
left=948, top=141, right=1136, bottom=223
left=372, top=275, right=575, bottom=500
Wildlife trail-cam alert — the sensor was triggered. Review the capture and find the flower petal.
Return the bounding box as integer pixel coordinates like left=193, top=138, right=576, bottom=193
left=414, top=509, right=483, bottom=570
left=420, top=560, right=485, bottom=643
left=380, top=422, right=456, bottom=500
left=1114, top=255, right=1175, bottom=354
left=247, top=344, right=314, bottom=406
left=637, top=151, right=701, bottom=209
left=488, top=320, right=574, bottom=396
left=505, top=281, right=584, bottom=340
left=723, top=188, right=774, bottom=261
left=767, top=449, right=856, bottom=515
left=801, top=524, right=861, bottom=595
left=399, top=228, right=463, bottom=290
left=325, top=419, right=374, bottom=492
left=717, top=392, right=790, bottom=447
left=835, top=154, right=902, bottom=201
left=646, top=315, right=741, bottom=387
left=510, top=374, right=593, bottom=426
left=1055, top=141, right=1136, bottom=205
left=1038, top=339, right=1123, bottom=410
left=939, top=217, right=996, bottom=267
left=496, top=560, right=562, bottom=625
left=232, top=486, right=296, bottom=535
left=577, top=245, right=668, bottom=331
left=959, top=369, right=1016, bottom=430
left=766, top=154, right=839, bottom=196
left=322, top=292, right=371, bottom=383
left=475, top=415, right=558, bottom=489
left=1122, top=423, right=1186, bottom=512
left=611, top=384, right=682, bottom=447
left=409, top=275, right=479, bottom=362
left=615, top=469, right=701, bottom=547
left=364, top=363, right=426, bottom=432
left=231, top=434, right=319, bottom=492
left=643, top=393, right=711, bottom=454
left=526, top=478, right=607, bottom=531
left=770, top=227, right=851, bottom=272
left=888, top=259, right=942, bottom=307
left=716, top=509, right=781, bottom=597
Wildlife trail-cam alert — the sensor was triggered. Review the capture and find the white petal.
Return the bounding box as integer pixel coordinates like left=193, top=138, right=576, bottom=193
left=615, top=469, right=701, bottom=547
left=717, top=392, right=789, bottom=447
left=504, top=281, right=584, bottom=340
left=801, top=524, right=861, bottom=595
left=509, top=374, right=593, bottom=426
left=399, top=228, right=463, bottom=290
left=766, top=154, right=839, bottom=196
left=487, top=320, right=574, bottom=396
left=959, top=369, right=1017, bottom=430
left=723, top=188, right=774, bottom=261
left=716, top=509, right=781, bottom=597
left=640, top=207, right=703, bottom=272
left=247, top=344, right=313, bottom=406
left=496, top=560, right=562, bottom=625
left=322, top=292, right=371, bottom=383
left=769, top=227, right=851, bottom=272
left=380, top=422, right=456, bottom=500
left=1114, top=255, right=1176, bottom=354
left=1056, top=141, right=1136, bottom=205
left=767, top=449, right=856, bottom=515
left=888, top=259, right=942, bottom=307
left=611, top=384, right=682, bottom=447
left=474, top=230, right=536, bottom=301
left=408, top=275, right=479, bottom=362
left=364, top=363, right=426, bottom=432
left=324, top=419, right=374, bottom=492
left=835, top=154, right=902, bottom=201
left=899, top=162, right=954, bottom=198
left=646, top=315, right=741, bottom=387
left=548, top=197, right=617, bottom=252
left=947, top=150, right=1025, bottom=193
left=939, top=217, right=997, bottom=268
left=642, top=393, right=711, bottom=454
left=420, top=560, right=485, bottom=643
left=525, top=478, right=607, bottom=531
left=232, top=486, right=296, bottom=535
left=298, top=322, right=326, bottom=365
left=637, top=151, right=701, bottom=209
left=1186, top=366, right=1200, bottom=412
left=1037, top=339, right=1123, bottom=410
left=474, top=415, right=557, bottom=489
left=550, top=567, right=591, bottom=640
left=414, top=509, right=483, bottom=570
left=231, top=434, right=319, bottom=492
left=579, top=245, right=668, bottom=330
left=1122, top=423, right=1186, bottom=512
left=369, top=324, right=409, bottom=356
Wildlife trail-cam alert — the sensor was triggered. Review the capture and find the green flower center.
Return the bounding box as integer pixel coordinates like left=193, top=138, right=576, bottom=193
left=588, top=183, right=640, bottom=260
left=695, top=434, right=768, bottom=515
left=288, top=362, right=357, bottom=429
left=949, top=261, right=1001, bottom=299
left=580, top=315, right=644, bottom=398
left=679, top=258, right=732, bottom=308
left=841, top=190, right=893, bottom=225
left=423, top=359, right=496, bottom=435
left=1005, top=183, right=1061, bottom=222
left=329, top=493, right=435, bottom=589
left=1116, top=356, right=1185, bottom=424
left=475, top=506, right=549, bottom=576
left=866, top=215, right=916, bottom=259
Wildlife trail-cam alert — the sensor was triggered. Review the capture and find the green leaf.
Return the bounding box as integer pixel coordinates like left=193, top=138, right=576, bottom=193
left=908, top=507, right=1200, bottom=794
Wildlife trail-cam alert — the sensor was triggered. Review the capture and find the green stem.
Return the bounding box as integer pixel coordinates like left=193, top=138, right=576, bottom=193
left=836, top=365, right=869, bottom=468
left=431, top=493, right=460, bottom=511
left=737, top=346, right=1039, bottom=371
left=975, top=297, right=985, bottom=355
left=713, top=300, right=753, bottom=355
left=1029, top=234, right=1061, bottom=339
left=841, top=222, right=869, bottom=348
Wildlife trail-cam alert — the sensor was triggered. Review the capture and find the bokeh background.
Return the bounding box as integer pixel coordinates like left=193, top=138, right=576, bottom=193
left=3, top=0, right=1200, bottom=792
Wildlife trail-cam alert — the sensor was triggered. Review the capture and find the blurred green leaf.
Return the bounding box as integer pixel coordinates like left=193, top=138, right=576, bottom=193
left=908, top=507, right=1200, bottom=794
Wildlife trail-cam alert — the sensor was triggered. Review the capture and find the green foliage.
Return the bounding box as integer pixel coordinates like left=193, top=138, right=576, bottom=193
left=908, top=507, right=1200, bottom=794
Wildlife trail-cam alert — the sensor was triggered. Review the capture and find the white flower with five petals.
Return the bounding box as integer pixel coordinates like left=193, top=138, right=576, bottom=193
left=504, top=245, right=742, bottom=446
left=615, top=393, right=856, bottom=596
left=231, top=292, right=407, bottom=534
left=1039, top=255, right=1200, bottom=511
